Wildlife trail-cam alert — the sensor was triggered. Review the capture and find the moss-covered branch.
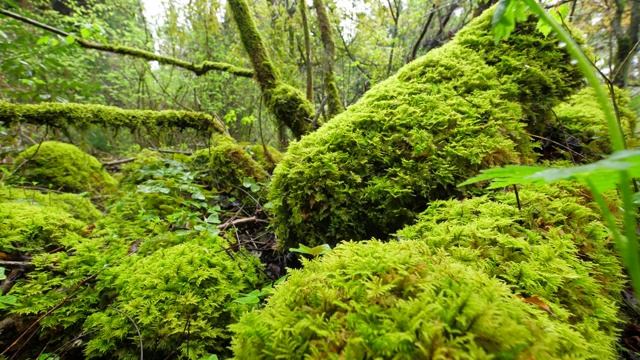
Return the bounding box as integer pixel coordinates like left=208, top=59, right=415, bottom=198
left=227, top=0, right=315, bottom=138
left=0, top=101, right=226, bottom=134
left=0, top=9, right=254, bottom=78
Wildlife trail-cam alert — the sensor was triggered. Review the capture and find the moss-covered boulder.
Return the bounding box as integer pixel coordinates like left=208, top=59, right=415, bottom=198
left=0, top=186, right=101, bottom=223
left=545, top=87, right=637, bottom=160
left=270, top=8, right=583, bottom=248
left=12, top=141, right=117, bottom=194
left=231, top=240, right=599, bottom=359
left=396, top=183, right=623, bottom=357
left=191, top=133, right=268, bottom=191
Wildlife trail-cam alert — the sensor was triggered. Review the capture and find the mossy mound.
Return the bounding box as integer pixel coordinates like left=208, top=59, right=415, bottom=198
left=231, top=240, right=598, bottom=359
left=545, top=87, right=637, bottom=160
left=242, top=143, right=283, bottom=173
left=264, top=83, right=315, bottom=138
left=396, top=183, right=623, bottom=357
left=0, top=201, right=87, bottom=256
left=12, top=141, right=117, bottom=194
left=0, top=186, right=101, bottom=223
left=191, top=133, right=268, bottom=191
left=269, top=8, right=583, bottom=248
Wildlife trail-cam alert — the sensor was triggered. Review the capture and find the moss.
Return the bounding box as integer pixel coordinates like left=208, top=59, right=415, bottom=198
left=83, top=241, right=261, bottom=359
left=12, top=141, right=117, bottom=194
left=0, top=185, right=101, bottom=223
left=0, top=101, right=225, bottom=134
left=270, top=8, right=583, bottom=248
left=242, top=143, right=283, bottom=173
left=396, top=183, right=624, bottom=358
left=191, top=133, right=268, bottom=191
left=264, top=83, right=315, bottom=138
left=231, top=240, right=600, bottom=359
left=0, top=201, right=87, bottom=256
left=546, top=87, right=638, bottom=160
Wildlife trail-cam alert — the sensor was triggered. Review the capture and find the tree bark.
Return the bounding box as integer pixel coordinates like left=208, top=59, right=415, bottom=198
left=299, top=0, right=314, bottom=102
left=613, top=0, right=640, bottom=87
left=313, top=0, right=344, bottom=118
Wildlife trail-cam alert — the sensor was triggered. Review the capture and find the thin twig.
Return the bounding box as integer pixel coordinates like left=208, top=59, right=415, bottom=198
left=102, top=158, right=136, bottom=167
left=311, top=94, right=329, bottom=129
left=108, top=306, right=143, bottom=360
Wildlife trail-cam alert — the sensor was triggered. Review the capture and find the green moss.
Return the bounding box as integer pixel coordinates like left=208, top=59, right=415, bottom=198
left=0, top=101, right=225, bottom=134
left=191, top=133, right=268, bottom=191
left=0, top=201, right=87, bottom=256
left=270, top=8, right=583, bottom=248
left=242, top=143, right=283, bottom=173
left=396, top=183, right=623, bottom=358
left=232, top=240, right=600, bottom=359
left=264, top=83, right=315, bottom=138
left=0, top=186, right=101, bottom=223
left=12, top=141, right=117, bottom=194
left=548, top=87, right=638, bottom=160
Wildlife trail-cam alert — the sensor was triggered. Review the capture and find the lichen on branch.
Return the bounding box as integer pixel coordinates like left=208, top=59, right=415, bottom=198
left=0, top=101, right=226, bottom=134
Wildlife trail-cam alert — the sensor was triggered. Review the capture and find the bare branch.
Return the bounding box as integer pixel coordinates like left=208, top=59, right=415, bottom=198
left=0, top=9, right=254, bottom=78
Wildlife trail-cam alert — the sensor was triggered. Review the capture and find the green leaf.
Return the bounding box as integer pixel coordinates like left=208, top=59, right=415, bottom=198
left=492, top=0, right=528, bottom=43
left=197, top=355, right=219, bottom=360
left=233, top=295, right=260, bottom=304
left=0, top=267, right=6, bottom=281
left=205, top=214, right=220, bottom=224
left=0, top=295, right=17, bottom=307
left=80, top=28, right=91, bottom=39
left=290, top=244, right=331, bottom=257
left=192, top=192, right=206, bottom=200
left=242, top=177, right=253, bottom=188
left=65, top=35, right=76, bottom=44
left=250, top=183, right=260, bottom=192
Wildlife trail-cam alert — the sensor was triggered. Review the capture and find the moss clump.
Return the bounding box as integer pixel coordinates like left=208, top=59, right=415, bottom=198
left=12, top=141, right=117, bottom=194
left=231, top=240, right=598, bottom=359
left=264, top=83, right=315, bottom=138
left=191, top=134, right=268, bottom=191
left=547, top=87, right=638, bottom=160
left=0, top=201, right=86, bottom=256
left=270, top=8, right=583, bottom=248
left=0, top=186, right=101, bottom=223
left=242, top=143, right=283, bottom=173
left=396, top=183, right=623, bottom=358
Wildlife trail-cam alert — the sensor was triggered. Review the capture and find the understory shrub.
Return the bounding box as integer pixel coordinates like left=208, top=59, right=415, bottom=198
left=269, top=8, right=584, bottom=248
left=396, top=182, right=624, bottom=358
left=231, top=240, right=599, bottom=359
left=12, top=141, right=117, bottom=194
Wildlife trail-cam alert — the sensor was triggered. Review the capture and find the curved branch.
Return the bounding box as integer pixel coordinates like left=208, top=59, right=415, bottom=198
left=0, top=9, right=254, bottom=78
left=0, top=101, right=226, bottom=134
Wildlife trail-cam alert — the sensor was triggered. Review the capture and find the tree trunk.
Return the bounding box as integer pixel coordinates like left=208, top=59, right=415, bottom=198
left=227, top=0, right=315, bottom=139
left=299, top=0, right=314, bottom=102
left=613, top=0, right=640, bottom=87
left=313, top=0, right=344, bottom=118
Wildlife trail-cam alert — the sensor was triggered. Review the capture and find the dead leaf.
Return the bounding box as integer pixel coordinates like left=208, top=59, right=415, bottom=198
left=517, top=295, right=559, bottom=319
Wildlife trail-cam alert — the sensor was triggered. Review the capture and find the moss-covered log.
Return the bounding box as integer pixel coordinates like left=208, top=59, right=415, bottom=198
left=270, top=8, right=583, bottom=248
left=227, top=0, right=315, bottom=138
left=0, top=101, right=226, bottom=134
left=313, top=0, right=344, bottom=118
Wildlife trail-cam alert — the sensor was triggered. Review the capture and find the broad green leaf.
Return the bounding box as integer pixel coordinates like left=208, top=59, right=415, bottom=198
left=65, top=35, right=76, bottom=44
left=0, top=267, right=5, bottom=281
left=0, top=295, right=17, bottom=306
left=80, top=28, right=91, bottom=39
left=290, top=244, right=331, bottom=257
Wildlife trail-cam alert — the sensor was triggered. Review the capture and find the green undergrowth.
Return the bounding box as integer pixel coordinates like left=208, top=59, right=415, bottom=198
left=0, top=186, right=101, bottom=223
left=231, top=240, right=601, bottom=359
left=547, top=87, right=637, bottom=160
left=270, top=8, right=584, bottom=248
left=396, top=182, right=624, bottom=358
left=11, top=141, right=117, bottom=194
left=3, top=155, right=266, bottom=359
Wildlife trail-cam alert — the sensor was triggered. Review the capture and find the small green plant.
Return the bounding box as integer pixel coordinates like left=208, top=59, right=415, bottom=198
left=461, top=0, right=640, bottom=295
left=289, top=244, right=331, bottom=257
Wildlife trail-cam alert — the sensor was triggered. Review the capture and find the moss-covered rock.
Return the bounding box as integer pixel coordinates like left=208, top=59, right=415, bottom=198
left=396, top=183, right=623, bottom=358
left=242, top=143, right=283, bottom=173
left=546, top=87, right=638, bottom=160
left=191, top=133, right=268, bottom=191
left=231, top=240, right=600, bottom=359
left=270, top=8, right=583, bottom=248
left=12, top=141, right=117, bottom=194
left=0, top=186, right=101, bottom=223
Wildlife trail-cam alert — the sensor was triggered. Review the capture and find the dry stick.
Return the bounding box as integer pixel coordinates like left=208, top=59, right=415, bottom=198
left=11, top=126, right=49, bottom=177
left=103, top=158, right=136, bottom=167
left=218, top=216, right=268, bottom=230
left=0, top=10, right=253, bottom=78
left=527, top=133, right=587, bottom=160
left=108, top=306, right=143, bottom=360
left=0, top=261, right=32, bottom=267
left=1, top=254, right=132, bottom=356
left=149, top=148, right=193, bottom=155
left=311, top=94, right=330, bottom=129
